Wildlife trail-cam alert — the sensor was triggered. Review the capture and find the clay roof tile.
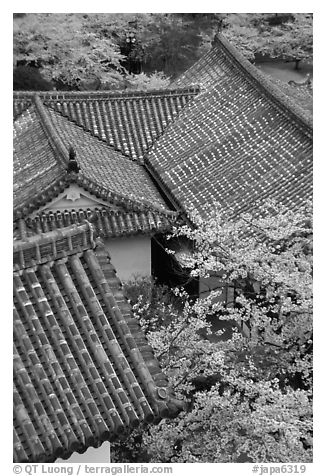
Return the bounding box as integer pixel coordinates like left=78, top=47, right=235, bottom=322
left=13, top=225, right=184, bottom=463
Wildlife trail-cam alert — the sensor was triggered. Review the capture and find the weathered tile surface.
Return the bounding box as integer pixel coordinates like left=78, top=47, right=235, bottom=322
left=147, top=35, right=313, bottom=218
left=14, top=208, right=176, bottom=241
left=13, top=224, right=183, bottom=463
left=14, top=88, right=199, bottom=162
left=13, top=34, right=314, bottom=463
left=14, top=97, right=174, bottom=219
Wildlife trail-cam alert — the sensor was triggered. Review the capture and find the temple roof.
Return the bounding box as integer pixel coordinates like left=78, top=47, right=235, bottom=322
left=13, top=208, right=176, bottom=241
left=12, top=32, right=314, bottom=463
left=146, top=34, right=312, bottom=218
left=13, top=223, right=183, bottom=463
left=14, top=95, right=175, bottom=220
left=13, top=87, right=199, bottom=162
left=14, top=36, right=312, bottom=223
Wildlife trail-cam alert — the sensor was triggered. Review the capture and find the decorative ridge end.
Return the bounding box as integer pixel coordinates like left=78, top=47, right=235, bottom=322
left=67, top=146, right=80, bottom=174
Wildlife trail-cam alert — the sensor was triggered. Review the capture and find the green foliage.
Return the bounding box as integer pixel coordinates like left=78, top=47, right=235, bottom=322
left=112, top=200, right=313, bottom=463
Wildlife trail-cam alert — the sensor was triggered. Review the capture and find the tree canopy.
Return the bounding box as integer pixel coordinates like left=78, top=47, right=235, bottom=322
left=223, top=13, right=313, bottom=65
left=14, top=13, right=313, bottom=91
left=112, top=200, right=313, bottom=463
left=13, top=13, right=126, bottom=89
left=13, top=13, right=214, bottom=89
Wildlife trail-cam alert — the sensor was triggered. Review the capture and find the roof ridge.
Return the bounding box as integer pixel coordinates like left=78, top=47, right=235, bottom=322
left=33, top=95, right=69, bottom=165
left=13, top=221, right=97, bottom=270
left=13, top=86, right=200, bottom=100
left=140, top=92, right=199, bottom=161
left=214, top=34, right=312, bottom=136
left=44, top=94, right=200, bottom=167
left=41, top=107, right=179, bottom=216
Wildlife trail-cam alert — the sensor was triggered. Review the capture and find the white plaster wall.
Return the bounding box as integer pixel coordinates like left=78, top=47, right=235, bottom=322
left=104, top=235, right=151, bottom=282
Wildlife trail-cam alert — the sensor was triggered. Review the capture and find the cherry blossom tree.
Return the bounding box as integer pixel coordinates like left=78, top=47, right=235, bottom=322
left=112, top=200, right=313, bottom=463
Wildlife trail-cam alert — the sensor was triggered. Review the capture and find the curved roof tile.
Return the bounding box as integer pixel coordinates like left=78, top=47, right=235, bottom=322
left=14, top=88, right=199, bottom=162
left=13, top=224, right=184, bottom=463
left=14, top=208, right=176, bottom=241
left=13, top=98, right=173, bottom=218
left=147, top=34, right=313, bottom=218
left=13, top=106, right=66, bottom=212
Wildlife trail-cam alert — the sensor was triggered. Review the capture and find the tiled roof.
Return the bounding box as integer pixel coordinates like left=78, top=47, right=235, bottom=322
left=14, top=208, right=176, bottom=241
left=13, top=106, right=66, bottom=213
left=14, top=95, right=175, bottom=220
left=13, top=34, right=313, bottom=223
left=13, top=223, right=183, bottom=463
left=146, top=34, right=313, bottom=218
left=13, top=88, right=199, bottom=162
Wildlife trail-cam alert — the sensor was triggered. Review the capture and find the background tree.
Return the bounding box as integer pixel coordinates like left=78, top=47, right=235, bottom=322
left=138, top=13, right=222, bottom=77
left=13, top=13, right=313, bottom=88
left=13, top=13, right=126, bottom=90
left=13, top=64, right=52, bottom=91
left=223, top=13, right=313, bottom=68
left=88, top=13, right=223, bottom=77
left=112, top=200, right=313, bottom=463
left=124, top=72, right=171, bottom=91
left=13, top=13, right=223, bottom=90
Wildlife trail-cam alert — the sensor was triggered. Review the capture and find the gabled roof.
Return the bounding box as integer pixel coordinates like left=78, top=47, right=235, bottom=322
left=14, top=95, right=175, bottom=220
left=13, top=87, right=199, bottom=162
left=146, top=34, right=313, bottom=218
left=13, top=223, right=183, bottom=463
left=13, top=34, right=313, bottom=223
